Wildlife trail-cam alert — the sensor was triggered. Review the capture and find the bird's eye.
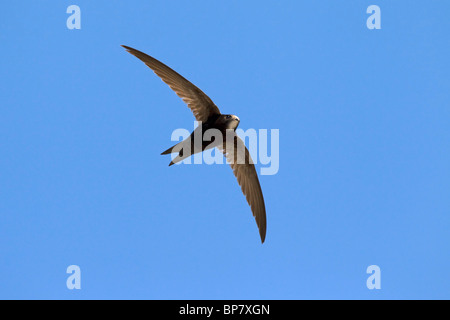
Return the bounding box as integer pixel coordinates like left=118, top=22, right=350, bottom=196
left=226, top=115, right=231, bottom=119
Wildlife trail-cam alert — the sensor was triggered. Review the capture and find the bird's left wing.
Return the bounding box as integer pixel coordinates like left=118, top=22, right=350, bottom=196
left=122, top=45, right=221, bottom=122
left=218, top=133, right=267, bottom=243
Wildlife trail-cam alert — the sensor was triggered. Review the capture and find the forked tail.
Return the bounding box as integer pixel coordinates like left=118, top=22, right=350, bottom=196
left=161, top=145, right=176, bottom=155
left=161, top=141, right=188, bottom=166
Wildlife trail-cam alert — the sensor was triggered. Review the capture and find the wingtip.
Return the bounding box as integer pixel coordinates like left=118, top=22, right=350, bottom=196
left=259, top=226, right=266, bottom=244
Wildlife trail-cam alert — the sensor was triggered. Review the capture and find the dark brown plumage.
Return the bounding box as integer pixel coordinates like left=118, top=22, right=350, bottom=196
left=122, top=45, right=267, bottom=243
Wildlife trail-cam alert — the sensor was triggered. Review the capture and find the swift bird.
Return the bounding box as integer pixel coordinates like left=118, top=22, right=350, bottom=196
left=122, top=45, right=267, bottom=243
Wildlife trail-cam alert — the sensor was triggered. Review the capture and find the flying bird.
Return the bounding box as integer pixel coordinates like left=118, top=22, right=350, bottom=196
left=122, top=45, right=267, bottom=243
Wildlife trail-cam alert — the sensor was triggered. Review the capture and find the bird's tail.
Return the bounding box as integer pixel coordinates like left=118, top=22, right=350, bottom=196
left=161, top=141, right=190, bottom=166
left=161, top=145, right=176, bottom=155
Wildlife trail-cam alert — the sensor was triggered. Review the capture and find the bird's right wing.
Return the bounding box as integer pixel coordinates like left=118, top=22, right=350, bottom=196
left=218, top=133, right=267, bottom=243
left=122, top=45, right=221, bottom=122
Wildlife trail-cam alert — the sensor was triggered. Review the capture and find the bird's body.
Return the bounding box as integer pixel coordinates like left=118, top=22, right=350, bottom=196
left=122, top=45, right=267, bottom=243
left=161, top=113, right=241, bottom=166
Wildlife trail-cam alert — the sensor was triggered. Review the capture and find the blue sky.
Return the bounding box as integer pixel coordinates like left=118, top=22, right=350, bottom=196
left=1, top=1, right=449, bottom=299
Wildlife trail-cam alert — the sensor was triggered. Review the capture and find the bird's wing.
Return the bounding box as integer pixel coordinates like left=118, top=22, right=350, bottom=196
left=122, top=45, right=221, bottom=122
left=218, top=133, right=267, bottom=243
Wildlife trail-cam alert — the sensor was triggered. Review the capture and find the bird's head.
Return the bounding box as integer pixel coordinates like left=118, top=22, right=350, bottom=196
left=218, top=114, right=240, bottom=130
